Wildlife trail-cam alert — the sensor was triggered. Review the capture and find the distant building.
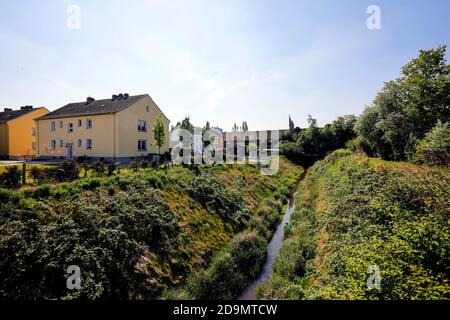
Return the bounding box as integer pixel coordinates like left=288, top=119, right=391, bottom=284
left=0, top=106, right=49, bottom=159
left=36, top=94, right=170, bottom=161
left=170, top=124, right=224, bottom=152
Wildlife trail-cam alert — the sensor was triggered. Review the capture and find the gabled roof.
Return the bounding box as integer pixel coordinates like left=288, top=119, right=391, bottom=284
left=37, top=94, right=148, bottom=120
left=0, top=107, right=43, bottom=124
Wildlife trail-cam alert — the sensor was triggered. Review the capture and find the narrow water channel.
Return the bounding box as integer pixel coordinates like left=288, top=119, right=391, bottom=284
left=238, top=173, right=305, bottom=300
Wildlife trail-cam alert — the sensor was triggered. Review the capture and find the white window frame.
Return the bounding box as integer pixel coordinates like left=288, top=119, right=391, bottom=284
left=68, top=123, right=74, bottom=133
left=51, top=140, right=56, bottom=149
left=86, top=139, right=93, bottom=150
left=78, top=119, right=82, bottom=127
left=86, top=119, right=93, bottom=129
left=51, top=122, right=56, bottom=132
left=138, top=120, right=147, bottom=132
left=78, top=139, right=82, bottom=148
left=60, top=139, right=64, bottom=148
left=31, top=142, right=37, bottom=151
left=138, top=139, right=147, bottom=151
left=59, top=121, right=64, bottom=129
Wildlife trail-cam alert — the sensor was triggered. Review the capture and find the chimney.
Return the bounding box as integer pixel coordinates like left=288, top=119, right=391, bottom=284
left=86, top=97, right=95, bottom=104
left=4, top=108, right=12, bottom=112
left=118, top=93, right=124, bottom=100
left=124, top=93, right=129, bottom=99
left=20, top=105, right=33, bottom=111
left=112, top=94, right=118, bottom=101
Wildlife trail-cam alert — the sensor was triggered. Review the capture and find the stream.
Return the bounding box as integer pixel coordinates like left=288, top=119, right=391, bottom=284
left=237, top=172, right=305, bottom=300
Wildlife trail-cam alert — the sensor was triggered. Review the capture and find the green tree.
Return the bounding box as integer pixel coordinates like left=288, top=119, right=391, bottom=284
left=415, top=120, right=450, bottom=166
left=180, top=116, right=194, bottom=133
left=153, top=117, right=166, bottom=155
left=356, top=45, right=450, bottom=161
left=289, top=115, right=295, bottom=135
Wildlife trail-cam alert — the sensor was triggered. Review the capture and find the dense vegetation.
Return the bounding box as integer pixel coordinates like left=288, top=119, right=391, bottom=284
left=281, top=46, right=449, bottom=167
left=355, top=45, right=449, bottom=164
left=0, top=158, right=302, bottom=299
left=280, top=115, right=357, bottom=166
left=261, top=150, right=450, bottom=299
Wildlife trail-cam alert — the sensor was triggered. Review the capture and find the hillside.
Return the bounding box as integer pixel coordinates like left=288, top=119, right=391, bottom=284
left=0, top=158, right=303, bottom=300
left=262, top=150, right=450, bottom=300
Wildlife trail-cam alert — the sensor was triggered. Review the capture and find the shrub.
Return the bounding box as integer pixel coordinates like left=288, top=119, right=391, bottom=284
left=107, top=162, right=119, bottom=176
left=0, top=166, right=22, bottom=188
left=187, top=174, right=250, bottom=228
left=0, top=187, right=179, bottom=299
left=92, top=161, right=106, bottom=174
left=186, top=231, right=266, bottom=300
left=414, top=120, right=450, bottom=166
left=62, top=161, right=80, bottom=181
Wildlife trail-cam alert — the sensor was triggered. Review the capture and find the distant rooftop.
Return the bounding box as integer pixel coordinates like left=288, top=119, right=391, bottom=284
left=0, top=106, right=38, bottom=123
left=37, top=94, right=148, bottom=120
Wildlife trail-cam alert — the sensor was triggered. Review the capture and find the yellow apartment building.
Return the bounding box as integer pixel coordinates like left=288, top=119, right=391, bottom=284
left=36, top=94, right=170, bottom=161
left=0, top=106, right=49, bottom=159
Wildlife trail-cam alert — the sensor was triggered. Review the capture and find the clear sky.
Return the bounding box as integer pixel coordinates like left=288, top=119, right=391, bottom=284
left=0, top=0, right=449, bottom=130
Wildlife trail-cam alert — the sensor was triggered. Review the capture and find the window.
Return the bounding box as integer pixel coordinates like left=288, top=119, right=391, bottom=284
left=51, top=122, right=56, bottom=132
left=86, top=139, right=93, bottom=150
left=51, top=140, right=56, bottom=149
left=138, top=139, right=147, bottom=151
left=78, top=119, right=82, bottom=127
left=138, top=120, right=147, bottom=132
left=60, top=139, right=64, bottom=148
left=86, top=119, right=93, bottom=129
left=68, top=123, right=74, bottom=133
left=146, top=106, right=150, bottom=112
left=32, top=142, right=37, bottom=151
left=31, top=127, right=37, bottom=136
left=78, top=139, right=82, bottom=148
left=59, top=121, right=64, bottom=129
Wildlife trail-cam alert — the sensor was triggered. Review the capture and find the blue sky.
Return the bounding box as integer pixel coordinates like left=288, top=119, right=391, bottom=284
left=0, top=0, right=449, bottom=130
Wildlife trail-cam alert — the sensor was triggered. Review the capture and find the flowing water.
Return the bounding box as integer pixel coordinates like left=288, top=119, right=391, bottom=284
left=237, top=173, right=305, bottom=300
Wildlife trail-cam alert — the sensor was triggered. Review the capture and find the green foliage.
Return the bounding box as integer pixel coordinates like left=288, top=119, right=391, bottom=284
left=187, top=173, right=250, bottom=228
left=281, top=115, right=357, bottom=165
left=153, top=116, right=166, bottom=155
left=0, top=187, right=179, bottom=299
left=185, top=231, right=266, bottom=300
left=356, top=45, right=450, bottom=161
left=264, top=151, right=450, bottom=300
left=414, top=120, right=450, bottom=166
left=0, top=157, right=302, bottom=300
left=0, top=166, right=22, bottom=188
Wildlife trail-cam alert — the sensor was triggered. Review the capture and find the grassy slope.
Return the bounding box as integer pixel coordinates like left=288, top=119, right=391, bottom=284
left=262, top=150, right=450, bottom=300
left=0, top=157, right=302, bottom=299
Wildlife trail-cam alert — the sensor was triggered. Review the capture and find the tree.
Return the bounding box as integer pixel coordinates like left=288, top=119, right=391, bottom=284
left=153, top=117, right=166, bottom=155
left=242, top=121, right=248, bottom=132
left=180, top=116, right=194, bottom=133
left=356, top=45, right=450, bottom=161
left=289, top=115, right=295, bottom=135
left=232, top=123, right=238, bottom=132
left=414, top=120, right=450, bottom=166
left=400, top=45, right=450, bottom=134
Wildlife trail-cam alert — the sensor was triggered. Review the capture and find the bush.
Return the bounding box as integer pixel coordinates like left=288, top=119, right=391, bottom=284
left=186, top=231, right=266, bottom=300
left=0, top=187, right=179, bottom=299
left=187, top=174, right=250, bottom=228
left=92, top=161, right=107, bottom=174
left=0, top=166, right=22, bottom=188
left=414, top=120, right=450, bottom=166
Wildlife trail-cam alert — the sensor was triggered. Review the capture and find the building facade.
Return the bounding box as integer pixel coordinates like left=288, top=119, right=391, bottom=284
left=36, top=94, right=170, bottom=161
left=0, top=106, right=49, bottom=160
